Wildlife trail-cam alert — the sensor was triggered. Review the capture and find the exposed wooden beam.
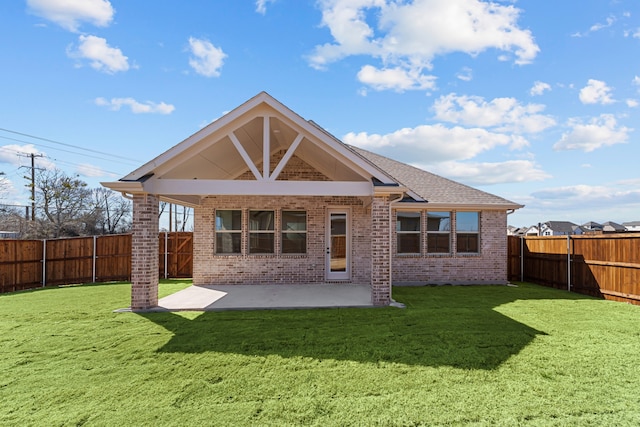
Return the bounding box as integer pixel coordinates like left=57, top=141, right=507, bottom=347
left=229, top=132, right=262, bottom=180
left=263, top=116, right=270, bottom=179
left=144, top=179, right=372, bottom=196
left=269, top=134, right=304, bottom=181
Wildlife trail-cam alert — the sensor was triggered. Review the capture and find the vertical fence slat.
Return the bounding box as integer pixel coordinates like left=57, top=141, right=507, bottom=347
left=508, top=233, right=640, bottom=305
left=0, top=232, right=193, bottom=294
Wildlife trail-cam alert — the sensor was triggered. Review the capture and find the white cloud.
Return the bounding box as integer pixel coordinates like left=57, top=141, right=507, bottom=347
left=76, top=163, right=116, bottom=178
left=256, top=0, right=276, bottom=14
left=188, top=37, right=226, bottom=77
left=67, top=35, right=129, bottom=74
left=356, top=65, right=436, bottom=92
left=0, top=144, right=55, bottom=169
left=554, top=114, right=630, bottom=152
left=95, top=97, right=175, bottom=114
left=532, top=184, right=640, bottom=207
left=530, top=81, right=551, bottom=96
left=456, top=67, right=473, bottom=82
left=27, top=0, right=114, bottom=32
left=309, top=0, right=539, bottom=90
left=423, top=160, right=550, bottom=185
left=432, top=93, right=556, bottom=134
left=590, top=16, right=616, bottom=32
left=344, top=123, right=528, bottom=165
left=579, top=79, right=614, bottom=105
left=626, top=99, right=639, bottom=108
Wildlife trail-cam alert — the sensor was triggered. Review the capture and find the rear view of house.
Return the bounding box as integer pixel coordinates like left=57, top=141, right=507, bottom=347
left=103, top=92, right=523, bottom=310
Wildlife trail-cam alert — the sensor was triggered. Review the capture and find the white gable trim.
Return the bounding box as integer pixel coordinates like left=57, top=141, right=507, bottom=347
left=119, top=92, right=397, bottom=186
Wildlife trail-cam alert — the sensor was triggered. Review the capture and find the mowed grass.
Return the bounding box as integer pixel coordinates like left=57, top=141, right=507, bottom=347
left=1, top=281, right=639, bottom=426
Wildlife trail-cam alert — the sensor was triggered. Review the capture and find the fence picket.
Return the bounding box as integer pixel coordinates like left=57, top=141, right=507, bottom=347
left=508, top=234, right=640, bottom=305
left=0, top=233, right=193, bottom=293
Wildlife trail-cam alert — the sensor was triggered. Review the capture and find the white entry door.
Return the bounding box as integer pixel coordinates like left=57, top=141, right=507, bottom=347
left=326, top=209, right=350, bottom=280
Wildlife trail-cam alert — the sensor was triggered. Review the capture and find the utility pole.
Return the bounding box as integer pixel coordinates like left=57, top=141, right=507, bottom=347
left=19, top=153, right=43, bottom=221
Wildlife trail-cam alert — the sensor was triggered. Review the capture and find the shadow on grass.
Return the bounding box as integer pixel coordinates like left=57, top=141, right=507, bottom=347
left=139, top=285, right=582, bottom=370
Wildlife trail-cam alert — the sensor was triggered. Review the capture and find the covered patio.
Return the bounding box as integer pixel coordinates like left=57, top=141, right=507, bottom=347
left=144, top=283, right=395, bottom=312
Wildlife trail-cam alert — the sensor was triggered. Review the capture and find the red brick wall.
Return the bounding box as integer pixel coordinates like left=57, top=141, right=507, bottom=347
left=392, top=209, right=509, bottom=285
left=193, top=195, right=371, bottom=286
left=131, top=194, right=159, bottom=310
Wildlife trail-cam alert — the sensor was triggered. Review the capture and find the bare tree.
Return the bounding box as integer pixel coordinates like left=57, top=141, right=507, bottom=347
left=89, top=187, right=132, bottom=234
left=34, top=169, right=92, bottom=238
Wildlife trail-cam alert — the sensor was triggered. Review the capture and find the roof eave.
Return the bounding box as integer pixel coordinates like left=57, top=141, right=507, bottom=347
left=393, top=201, right=524, bottom=211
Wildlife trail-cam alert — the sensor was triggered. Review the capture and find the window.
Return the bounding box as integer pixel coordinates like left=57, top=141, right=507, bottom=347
left=216, top=210, right=242, bottom=254
left=427, top=212, right=450, bottom=253
left=456, top=211, right=479, bottom=253
left=282, top=211, right=307, bottom=254
left=249, top=210, right=275, bottom=254
left=396, top=211, right=421, bottom=254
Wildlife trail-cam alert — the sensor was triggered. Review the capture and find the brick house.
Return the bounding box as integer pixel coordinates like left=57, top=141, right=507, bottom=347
left=102, top=92, right=523, bottom=310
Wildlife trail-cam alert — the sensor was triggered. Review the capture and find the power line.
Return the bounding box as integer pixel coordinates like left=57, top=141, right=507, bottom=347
left=0, top=134, right=140, bottom=166
left=0, top=127, right=143, bottom=163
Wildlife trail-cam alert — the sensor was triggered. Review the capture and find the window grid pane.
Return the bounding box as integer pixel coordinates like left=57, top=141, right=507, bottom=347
left=397, top=212, right=421, bottom=254
left=215, top=210, right=242, bottom=254
left=282, top=211, right=307, bottom=254
left=249, top=210, right=275, bottom=254
left=427, top=212, right=451, bottom=253
left=456, top=212, right=479, bottom=253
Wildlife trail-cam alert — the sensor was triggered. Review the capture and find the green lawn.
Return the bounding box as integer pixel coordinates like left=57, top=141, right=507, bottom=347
left=1, top=281, right=639, bottom=426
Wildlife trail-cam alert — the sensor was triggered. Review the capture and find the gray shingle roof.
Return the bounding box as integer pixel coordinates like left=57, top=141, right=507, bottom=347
left=349, top=145, right=522, bottom=208
left=544, top=221, right=578, bottom=233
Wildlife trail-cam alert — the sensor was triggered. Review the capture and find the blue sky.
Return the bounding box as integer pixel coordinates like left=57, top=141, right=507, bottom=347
left=1, top=0, right=640, bottom=227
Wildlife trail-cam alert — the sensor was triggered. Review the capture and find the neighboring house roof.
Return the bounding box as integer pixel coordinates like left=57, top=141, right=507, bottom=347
left=582, top=221, right=603, bottom=230
left=102, top=92, right=523, bottom=211
left=622, top=221, right=640, bottom=227
left=543, top=221, right=578, bottom=234
left=602, top=221, right=626, bottom=232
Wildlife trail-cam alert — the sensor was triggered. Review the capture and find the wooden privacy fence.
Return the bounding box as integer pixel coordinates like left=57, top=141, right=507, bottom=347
left=508, top=234, right=640, bottom=305
left=0, top=232, right=193, bottom=294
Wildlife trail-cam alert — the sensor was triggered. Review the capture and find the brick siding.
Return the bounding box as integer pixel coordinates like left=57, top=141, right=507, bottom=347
left=193, top=195, right=371, bottom=287
left=131, top=194, right=159, bottom=310
left=392, top=209, right=509, bottom=285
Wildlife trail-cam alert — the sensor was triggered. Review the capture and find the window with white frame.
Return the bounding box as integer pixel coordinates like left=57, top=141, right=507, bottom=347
left=396, top=211, right=421, bottom=254
left=249, top=210, right=275, bottom=254
left=215, top=210, right=242, bottom=254
left=456, top=211, right=479, bottom=253
left=427, top=211, right=451, bottom=253
left=281, top=210, right=307, bottom=254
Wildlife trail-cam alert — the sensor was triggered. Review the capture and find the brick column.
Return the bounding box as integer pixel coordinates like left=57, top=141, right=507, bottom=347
left=131, top=194, right=159, bottom=310
left=371, top=195, right=391, bottom=306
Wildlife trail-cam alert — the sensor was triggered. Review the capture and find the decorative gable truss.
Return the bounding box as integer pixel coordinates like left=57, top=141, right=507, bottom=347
left=104, top=93, right=401, bottom=205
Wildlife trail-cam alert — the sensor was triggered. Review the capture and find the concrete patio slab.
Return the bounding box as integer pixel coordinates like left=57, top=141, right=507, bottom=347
left=152, top=283, right=374, bottom=311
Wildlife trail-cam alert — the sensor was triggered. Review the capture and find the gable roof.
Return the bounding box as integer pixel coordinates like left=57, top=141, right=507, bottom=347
left=350, top=146, right=522, bottom=209
left=543, top=221, right=578, bottom=233
left=102, top=92, right=523, bottom=211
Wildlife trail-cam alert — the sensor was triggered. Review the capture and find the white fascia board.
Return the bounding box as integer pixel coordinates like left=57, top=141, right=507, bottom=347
left=143, top=179, right=373, bottom=197
left=100, top=181, right=144, bottom=193
left=373, top=185, right=407, bottom=195
left=393, top=202, right=525, bottom=211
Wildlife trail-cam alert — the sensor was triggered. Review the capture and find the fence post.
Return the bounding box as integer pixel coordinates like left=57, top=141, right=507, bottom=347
left=567, top=235, right=571, bottom=292
left=42, top=239, right=46, bottom=287
left=164, top=232, right=168, bottom=279
left=520, top=236, right=524, bottom=282
left=92, top=235, right=97, bottom=283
